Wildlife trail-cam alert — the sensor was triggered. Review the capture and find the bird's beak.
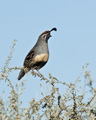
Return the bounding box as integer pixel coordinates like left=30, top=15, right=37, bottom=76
left=50, top=34, right=52, bottom=37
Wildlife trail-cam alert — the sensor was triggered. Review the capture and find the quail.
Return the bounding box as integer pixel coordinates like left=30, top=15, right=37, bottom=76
left=18, top=28, right=57, bottom=80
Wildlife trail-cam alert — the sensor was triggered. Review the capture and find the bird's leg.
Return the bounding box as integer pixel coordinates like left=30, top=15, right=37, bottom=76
left=31, top=68, right=34, bottom=72
left=31, top=68, right=36, bottom=77
left=37, top=69, right=43, bottom=77
left=31, top=68, right=35, bottom=74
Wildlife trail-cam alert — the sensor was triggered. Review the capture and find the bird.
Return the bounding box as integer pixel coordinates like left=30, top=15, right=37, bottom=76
left=18, top=28, right=57, bottom=80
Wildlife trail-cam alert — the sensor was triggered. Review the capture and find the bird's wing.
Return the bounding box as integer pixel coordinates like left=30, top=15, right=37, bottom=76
left=24, top=49, right=34, bottom=67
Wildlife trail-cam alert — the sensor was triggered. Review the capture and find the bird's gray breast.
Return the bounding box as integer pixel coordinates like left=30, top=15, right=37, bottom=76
left=34, top=41, right=49, bottom=54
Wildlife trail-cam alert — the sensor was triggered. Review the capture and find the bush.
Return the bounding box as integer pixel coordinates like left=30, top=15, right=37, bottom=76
left=0, top=40, right=96, bottom=120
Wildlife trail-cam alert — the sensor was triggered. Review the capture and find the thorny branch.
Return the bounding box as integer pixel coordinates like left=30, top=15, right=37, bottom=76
left=0, top=40, right=96, bottom=119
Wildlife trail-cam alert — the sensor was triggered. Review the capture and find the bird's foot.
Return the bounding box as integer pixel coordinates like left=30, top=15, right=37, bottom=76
left=37, top=70, right=43, bottom=77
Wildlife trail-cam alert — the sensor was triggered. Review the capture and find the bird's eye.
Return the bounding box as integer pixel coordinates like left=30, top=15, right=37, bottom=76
left=43, top=34, right=47, bottom=38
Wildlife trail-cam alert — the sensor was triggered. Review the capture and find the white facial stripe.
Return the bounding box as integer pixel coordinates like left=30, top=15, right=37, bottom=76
left=42, top=34, right=47, bottom=39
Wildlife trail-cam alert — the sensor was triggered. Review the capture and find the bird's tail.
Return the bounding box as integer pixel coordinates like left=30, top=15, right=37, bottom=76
left=18, top=69, right=25, bottom=80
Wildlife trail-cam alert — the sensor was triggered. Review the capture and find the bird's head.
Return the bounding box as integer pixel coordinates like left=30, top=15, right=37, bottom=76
left=39, top=28, right=57, bottom=42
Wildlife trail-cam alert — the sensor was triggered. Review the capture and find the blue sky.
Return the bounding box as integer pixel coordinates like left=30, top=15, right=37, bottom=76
left=0, top=0, right=96, bottom=106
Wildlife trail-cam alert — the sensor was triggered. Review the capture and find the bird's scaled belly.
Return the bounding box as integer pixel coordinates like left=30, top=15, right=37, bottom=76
left=30, top=53, right=49, bottom=67
left=34, top=53, right=49, bottom=62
